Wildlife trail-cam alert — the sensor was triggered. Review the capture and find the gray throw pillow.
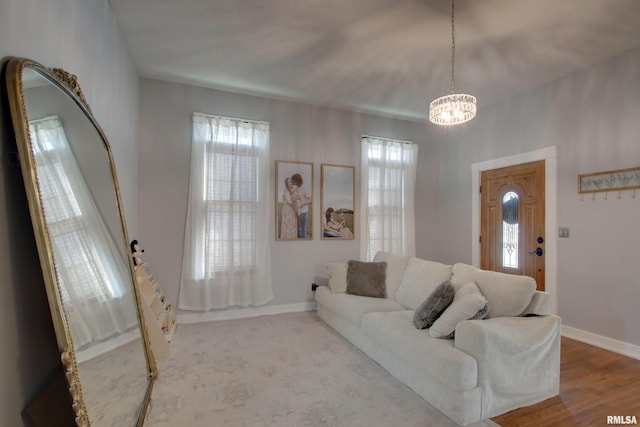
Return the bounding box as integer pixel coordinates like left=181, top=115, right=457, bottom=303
left=413, top=281, right=455, bottom=329
left=346, top=260, right=387, bottom=298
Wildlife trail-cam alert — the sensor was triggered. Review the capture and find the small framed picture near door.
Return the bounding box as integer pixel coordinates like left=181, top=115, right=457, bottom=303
left=321, top=164, right=355, bottom=240
left=276, top=160, right=313, bottom=240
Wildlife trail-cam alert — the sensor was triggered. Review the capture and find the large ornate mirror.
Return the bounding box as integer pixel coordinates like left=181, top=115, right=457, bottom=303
left=4, top=57, right=156, bottom=426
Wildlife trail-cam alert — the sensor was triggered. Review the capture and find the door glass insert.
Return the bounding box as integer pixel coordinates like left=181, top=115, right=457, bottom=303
left=502, top=191, right=519, bottom=268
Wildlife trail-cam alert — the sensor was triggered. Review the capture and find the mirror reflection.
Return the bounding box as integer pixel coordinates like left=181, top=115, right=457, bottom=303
left=18, top=65, right=151, bottom=425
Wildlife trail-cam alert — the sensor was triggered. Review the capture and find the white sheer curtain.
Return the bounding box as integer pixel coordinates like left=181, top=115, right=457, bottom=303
left=30, top=116, right=137, bottom=349
left=360, top=135, right=418, bottom=261
left=179, top=113, right=272, bottom=310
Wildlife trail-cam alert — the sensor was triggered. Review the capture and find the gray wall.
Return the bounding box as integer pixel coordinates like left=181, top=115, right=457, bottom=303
left=416, top=47, right=640, bottom=346
left=0, top=0, right=139, bottom=425
left=138, top=78, right=421, bottom=309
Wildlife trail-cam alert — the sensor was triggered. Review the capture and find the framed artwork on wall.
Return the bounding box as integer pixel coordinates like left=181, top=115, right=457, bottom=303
left=275, top=160, right=314, bottom=240
left=321, top=164, right=355, bottom=240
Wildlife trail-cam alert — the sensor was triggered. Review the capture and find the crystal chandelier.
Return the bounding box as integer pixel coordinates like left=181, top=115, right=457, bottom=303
left=429, top=0, right=476, bottom=125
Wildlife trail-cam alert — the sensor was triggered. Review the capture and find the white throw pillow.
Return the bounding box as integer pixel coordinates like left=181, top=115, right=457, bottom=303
left=326, top=262, right=348, bottom=293
left=429, top=282, right=489, bottom=338
left=394, top=257, right=452, bottom=310
left=373, top=251, right=410, bottom=300
left=451, top=263, right=536, bottom=318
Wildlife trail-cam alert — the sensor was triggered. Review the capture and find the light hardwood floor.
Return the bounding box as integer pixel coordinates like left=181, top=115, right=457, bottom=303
left=492, top=337, right=640, bottom=426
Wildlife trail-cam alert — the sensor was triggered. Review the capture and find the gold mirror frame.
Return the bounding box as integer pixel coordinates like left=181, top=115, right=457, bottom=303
left=4, top=57, right=156, bottom=426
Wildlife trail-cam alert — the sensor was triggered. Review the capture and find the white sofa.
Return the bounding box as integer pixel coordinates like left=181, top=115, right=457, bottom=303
left=315, top=252, right=561, bottom=426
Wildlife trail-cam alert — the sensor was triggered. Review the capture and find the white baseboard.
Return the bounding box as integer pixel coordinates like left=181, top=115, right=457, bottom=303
left=177, top=302, right=317, bottom=324
left=562, top=325, right=640, bottom=360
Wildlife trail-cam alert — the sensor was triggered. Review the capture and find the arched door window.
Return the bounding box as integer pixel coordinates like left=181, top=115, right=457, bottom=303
left=502, top=191, right=519, bottom=268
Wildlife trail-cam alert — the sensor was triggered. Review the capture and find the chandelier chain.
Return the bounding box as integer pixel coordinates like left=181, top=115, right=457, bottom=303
left=428, top=0, right=476, bottom=125
left=451, top=0, right=456, bottom=93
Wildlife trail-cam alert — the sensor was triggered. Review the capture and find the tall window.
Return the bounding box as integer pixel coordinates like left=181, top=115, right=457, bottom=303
left=180, top=113, right=273, bottom=310
left=360, top=135, right=418, bottom=261
left=30, top=116, right=137, bottom=349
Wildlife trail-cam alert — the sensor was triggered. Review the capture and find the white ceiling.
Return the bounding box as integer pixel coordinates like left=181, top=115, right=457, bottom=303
left=108, top=0, right=640, bottom=121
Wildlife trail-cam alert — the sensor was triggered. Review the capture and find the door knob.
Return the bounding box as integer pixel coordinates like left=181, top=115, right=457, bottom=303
left=528, top=247, right=543, bottom=256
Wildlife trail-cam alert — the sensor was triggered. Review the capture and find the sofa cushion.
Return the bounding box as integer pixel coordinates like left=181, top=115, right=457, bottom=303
left=361, top=310, right=478, bottom=392
left=429, top=282, right=489, bottom=339
left=413, top=281, right=455, bottom=329
left=315, top=285, right=405, bottom=327
left=346, top=260, right=387, bottom=298
left=395, top=257, right=453, bottom=310
left=451, top=263, right=536, bottom=318
left=372, top=251, right=411, bottom=300
left=326, top=262, right=348, bottom=293
left=522, top=291, right=552, bottom=316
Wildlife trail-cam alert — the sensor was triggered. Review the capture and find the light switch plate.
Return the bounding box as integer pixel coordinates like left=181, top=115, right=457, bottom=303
left=559, top=227, right=570, bottom=238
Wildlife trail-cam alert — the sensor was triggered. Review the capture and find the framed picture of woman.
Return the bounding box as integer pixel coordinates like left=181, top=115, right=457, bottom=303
left=321, top=164, right=355, bottom=240
left=275, top=160, right=314, bottom=240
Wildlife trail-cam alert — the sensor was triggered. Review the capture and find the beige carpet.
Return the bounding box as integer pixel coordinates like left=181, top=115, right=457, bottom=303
left=145, top=311, right=499, bottom=427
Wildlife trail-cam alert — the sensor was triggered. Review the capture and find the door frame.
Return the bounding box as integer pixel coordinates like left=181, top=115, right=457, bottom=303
left=471, top=146, right=557, bottom=314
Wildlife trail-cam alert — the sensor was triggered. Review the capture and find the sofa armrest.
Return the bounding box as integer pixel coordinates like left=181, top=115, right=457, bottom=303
left=454, top=315, right=561, bottom=418
left=455, top=315, right=560, bottom=355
